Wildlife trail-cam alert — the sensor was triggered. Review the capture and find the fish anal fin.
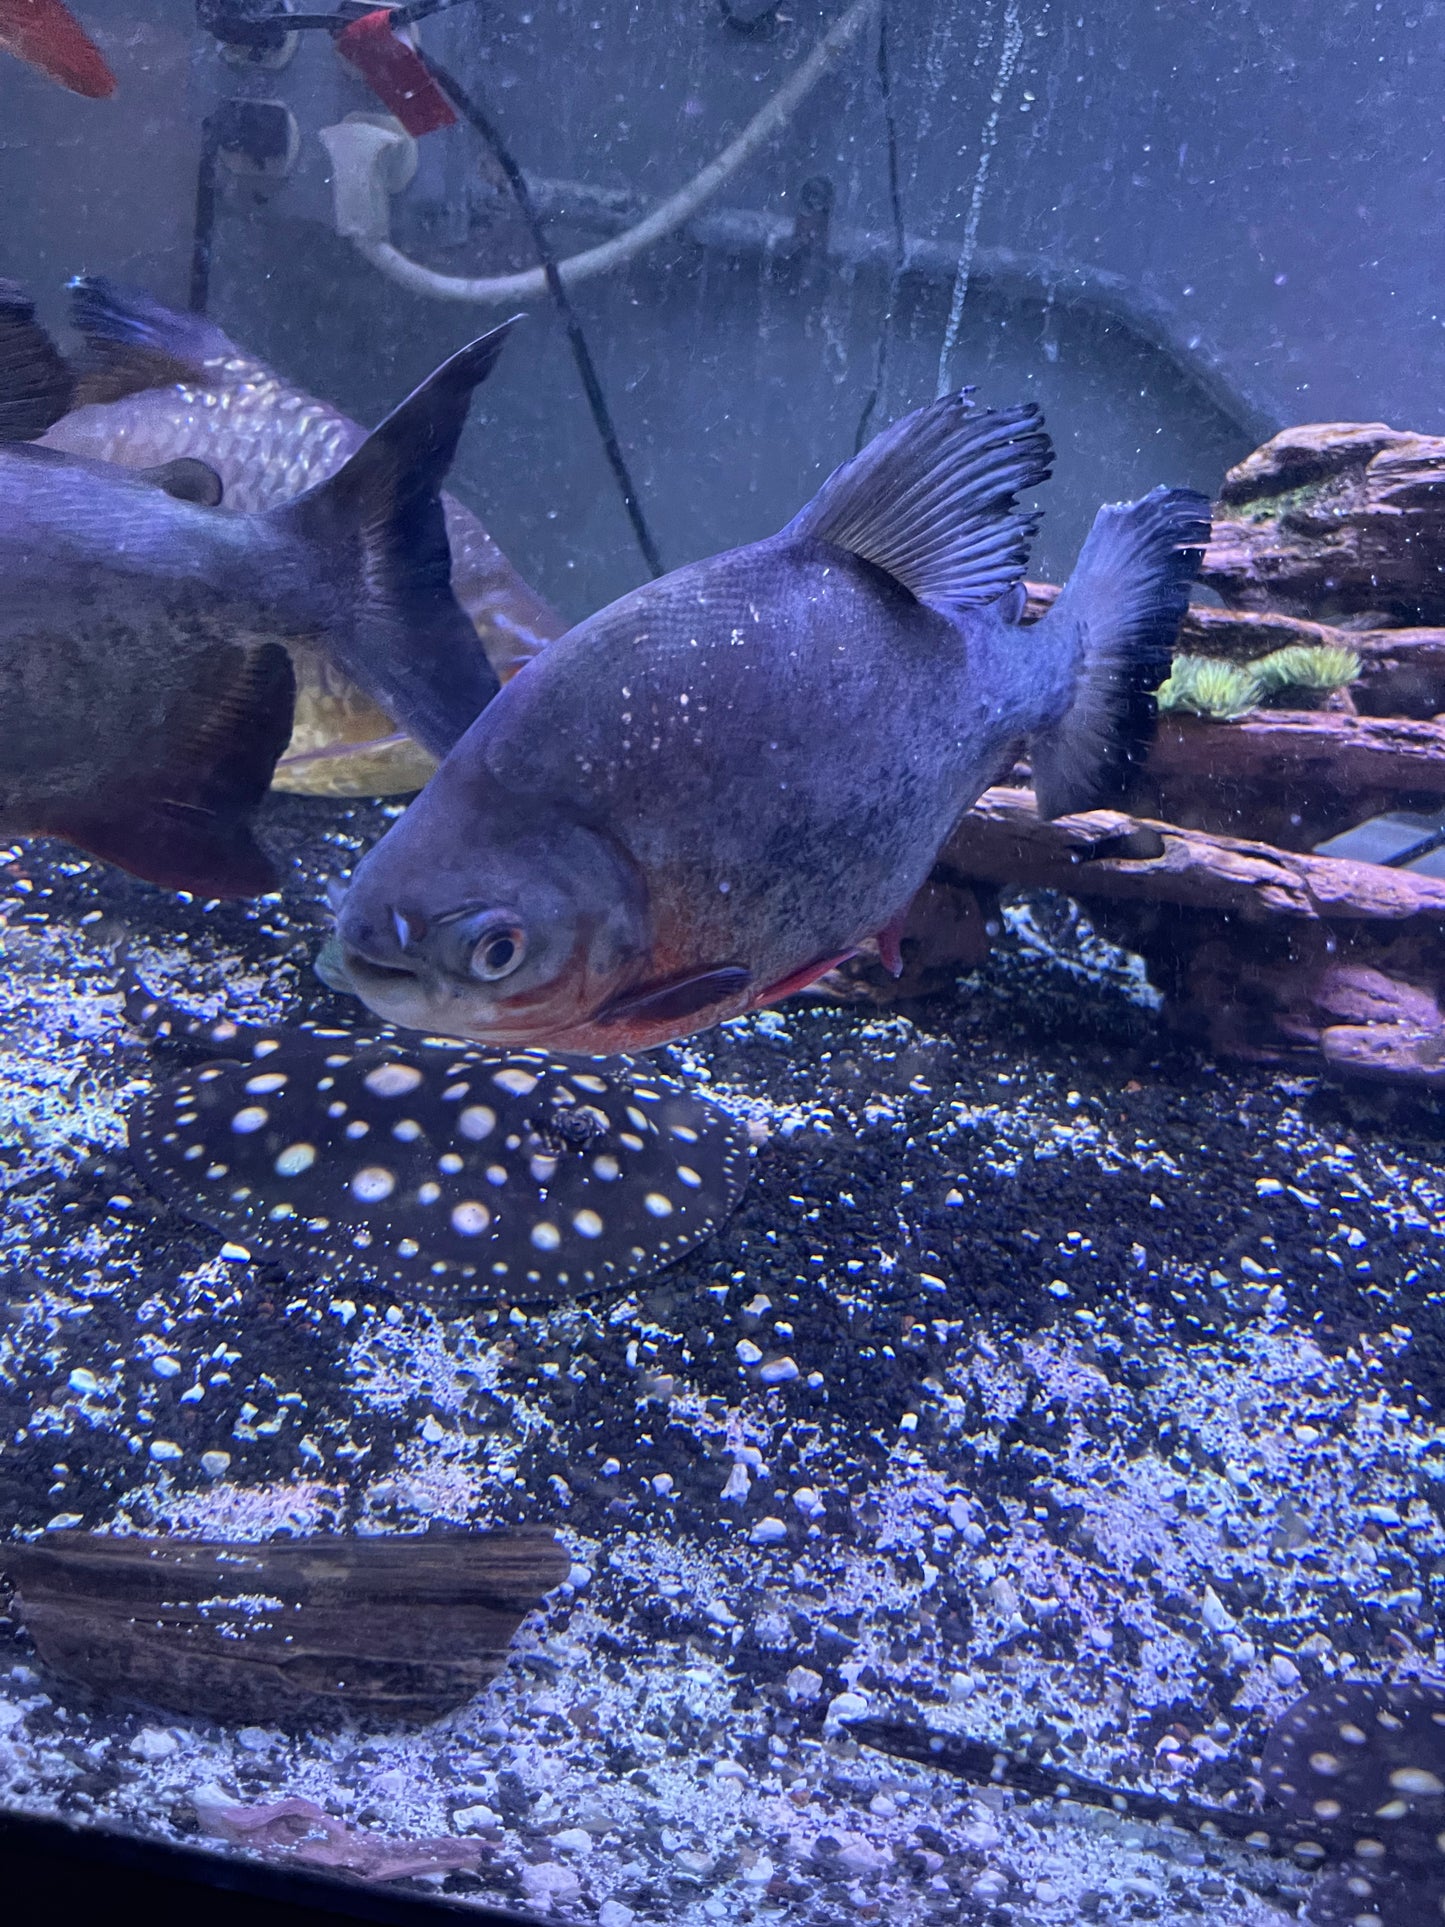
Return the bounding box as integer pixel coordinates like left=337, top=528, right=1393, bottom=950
left=38, top=642, right=295, bottom=896
left=756, top=950, right=859, bottom=1007
left=784, top=392, right=1053, bottom=612
left=0, top=280, right=74, bottom=441
left=876, top=910, right=909, bottom=980
left=595, top=964, right=752, bottom=1030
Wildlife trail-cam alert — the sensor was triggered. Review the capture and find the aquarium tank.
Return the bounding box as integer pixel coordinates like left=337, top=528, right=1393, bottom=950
left=4, top=2, right=1445, bottom=1923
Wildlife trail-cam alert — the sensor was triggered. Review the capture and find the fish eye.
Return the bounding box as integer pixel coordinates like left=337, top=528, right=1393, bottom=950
left=469, top=921, right=527, bottom=982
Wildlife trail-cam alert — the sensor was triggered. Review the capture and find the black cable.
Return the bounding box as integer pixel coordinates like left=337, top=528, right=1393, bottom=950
left=419, top=50, right=666, bottom=579
left=188, top=114, right=223, bottom=313
left=854, top=0, right=905, bottom=452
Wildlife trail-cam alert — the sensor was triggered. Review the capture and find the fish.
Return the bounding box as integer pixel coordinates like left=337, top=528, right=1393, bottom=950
left=0, top=0, right=115, bottom=97
left=125, top=977, right=750, bottom=1304
left=0, top=283, right=517, bottom=895
left=329, top=388, right=1211, bottom=1053
left=42, top=277, right=566, bottom=796
left=858, top=1681, right=1445, bottom=1926
left=4, top=1527, right=570, bottom=1725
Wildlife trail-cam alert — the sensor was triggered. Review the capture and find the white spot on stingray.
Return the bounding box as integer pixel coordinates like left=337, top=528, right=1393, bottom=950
left=451, top=1201, right=491, bottom=1235
left=487, top=1164, right=508, bottom=1186
left=231, top=1106, right=268, bottom=1134
left=439, top=1152, right=463, bottom=1174
left=645, top=1192, right=674, bottom=1218
left=620, top=1133, right=645, bottom=1152
left=626, top=1107, right=651, bottom=1131
left=492, top=1067, right=539, bottom=1097
left=442, top=1081, right=469, bottom=1101
left=205, top=1163, right=227, bottom=1180
left=574, top=1209, right=604, bottom=1238
left=397, top=1238, right=420, bottom=1259
left=593, top=1155, right=620, bottom=1181
left=351, top=1166, right=396, bottom=1202
left=670, top=1123, right=700, bottom=1142
left=392, top=1119, right=422, bottom=1142
left=570, top=1074, right=608, bottom=1094
left=327, top=1101, right=347, bottom=1118
left=531, top=1221, right=562, bottom=1250
left=345, top=1119, right=370, bottom=1139
left=245, top=1072, right=287, bottom=1095
left=253, top=1039, right=282, bottom=1058
left=458, top=1105, right=497, bottom=1141
left=676, top=1165, right=702, bottom=1187
left=417, top=1181, right=441, bottom=1205
left=365, top=1062, right=424, bottom=1098
left=324, top=1053, right=352, bottom=1067
left=275, top=1143, right=317, bottom=1177
left=530, top=1155, right=559, bottom=1183
left=1390, top=1768, right=1445, bottom=1796
left=269, top=1203, right=295, bottom=1221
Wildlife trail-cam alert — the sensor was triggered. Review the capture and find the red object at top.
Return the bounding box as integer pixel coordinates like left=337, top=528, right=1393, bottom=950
left=334, top=9, right=457, bottom=138
left=0, top=0, right=117, bottom=98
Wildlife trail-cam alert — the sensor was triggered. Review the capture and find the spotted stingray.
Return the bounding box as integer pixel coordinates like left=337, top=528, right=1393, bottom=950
left=126, top=978, right=749, bottom=1304
left=859, top=1678, right=1445, bottom=1926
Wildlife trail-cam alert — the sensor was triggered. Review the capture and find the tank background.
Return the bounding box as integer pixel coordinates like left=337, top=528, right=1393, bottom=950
left=0, top=0, right=1434, bottom=617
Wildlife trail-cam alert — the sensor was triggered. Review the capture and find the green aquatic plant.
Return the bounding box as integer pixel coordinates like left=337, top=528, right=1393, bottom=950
left=1155, top=641, right=1362, bottom=720
left=1250, top=642, right=1362, bottom=695
left=1155, top=654, right=1262, bottom=720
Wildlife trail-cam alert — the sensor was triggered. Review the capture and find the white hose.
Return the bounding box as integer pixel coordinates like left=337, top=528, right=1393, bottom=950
left=319, top=0, right=881, bottom=305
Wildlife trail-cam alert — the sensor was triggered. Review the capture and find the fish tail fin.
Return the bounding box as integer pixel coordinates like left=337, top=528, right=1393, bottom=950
left=0, top=0, right=116, bottom=97
left=783, top=390, right=1053, bottom=611
left=275, top=319, right=522, bottom=756
left=0, top=280, right=74, bottom=440
left=66, top=274, right=244, bottom=404
left=1027, top=485, right=1212, bottom=819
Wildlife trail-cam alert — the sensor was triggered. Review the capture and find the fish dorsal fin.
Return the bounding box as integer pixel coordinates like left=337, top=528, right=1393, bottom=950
left=0, top=281, right=74, bottom=441
left=66, top=275, right=251, bottom=405
left=784, top=392, right=1053, bottom=612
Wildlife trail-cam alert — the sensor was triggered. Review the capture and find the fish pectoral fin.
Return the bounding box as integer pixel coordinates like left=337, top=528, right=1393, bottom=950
left=135, top=456, right=224, bottom=507
left=594, top=964, right=752, bottom=1030
left=782, top=392, right=1052, bottom=613
left=0, top=281, right=74, bottom=442
left=755, top=951, right=859, bottom=1006
left=39, top=642, right=296, bottom=898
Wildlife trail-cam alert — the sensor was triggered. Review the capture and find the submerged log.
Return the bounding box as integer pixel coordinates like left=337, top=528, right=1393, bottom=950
left=3, top=1528, right=569, bottom=1725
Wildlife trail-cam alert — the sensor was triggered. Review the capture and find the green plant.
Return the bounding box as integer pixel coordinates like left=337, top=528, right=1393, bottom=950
left=1155, top=655, right=1262, bottom=720
left=1250, top=642, right=1361, bottom=695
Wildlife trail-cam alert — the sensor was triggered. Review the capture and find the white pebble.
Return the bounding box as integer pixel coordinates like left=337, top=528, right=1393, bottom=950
left=551, top=1827, right=593, bottom=1855
left=200, top=1450, right=232, bottom=1478
left=148, top=1440, right=182, bottom=1462
left=785, top=1665, right=823, bottom=1704
left=520, top=1863, right=581, bottom=1903
left=759, top=1356, right=799, bottom=1385
left=219, top=1242, right=251, bottom=1263
left=749, top=1516, right=787, bottom=1545
left=129, top=1727, right=180, bottom=1760
left=735, top=1339, right=763, bottom=1365
left=599, top=1905, right=635, bottom=1927
left=152, top=1355, right=181, bottom=1379
left=452, top=1803, right=501, bottom=1831
left=824, top=1690, right=869, bottom=1729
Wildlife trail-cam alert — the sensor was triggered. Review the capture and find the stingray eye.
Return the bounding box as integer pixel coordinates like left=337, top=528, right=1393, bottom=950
left=469, top=922, right=527, bottom=982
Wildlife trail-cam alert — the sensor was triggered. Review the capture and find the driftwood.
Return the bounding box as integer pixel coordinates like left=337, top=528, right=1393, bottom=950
left=1199, top=422, right=1445, bottom=623
left=4, top=1528, right=569, bottom=1725
left=928, top=789, right=1445, bottom=1084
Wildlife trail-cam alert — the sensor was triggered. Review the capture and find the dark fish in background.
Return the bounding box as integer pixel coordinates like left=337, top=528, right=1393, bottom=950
left=860, top=1679, right=1445, bottom=1926
left=125, top=976, right=749, bottom=1303
left=332, top=389, right=1210, bottom=1053
left=4, top=1528, right=569, bottom=1725
left=0, top=285, right=516, bottom=894
left=0, top=0, right=115, bottom=97
left=43, top=278, right=566, bottom=796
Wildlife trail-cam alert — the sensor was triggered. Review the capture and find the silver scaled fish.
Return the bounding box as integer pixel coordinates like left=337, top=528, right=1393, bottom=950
left=42, top=278, right=566, bottom=796
left=126, top=979, right=749, bottom=1303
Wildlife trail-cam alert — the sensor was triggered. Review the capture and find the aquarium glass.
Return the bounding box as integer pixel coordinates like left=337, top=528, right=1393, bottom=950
left=3, top=3, right=1445, bottom=1923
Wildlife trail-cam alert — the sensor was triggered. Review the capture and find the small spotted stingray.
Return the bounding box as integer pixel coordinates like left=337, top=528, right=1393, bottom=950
left=126, top=980, right=749, bottom=1304
left=860, top=1677, right=1445, bottom=1926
